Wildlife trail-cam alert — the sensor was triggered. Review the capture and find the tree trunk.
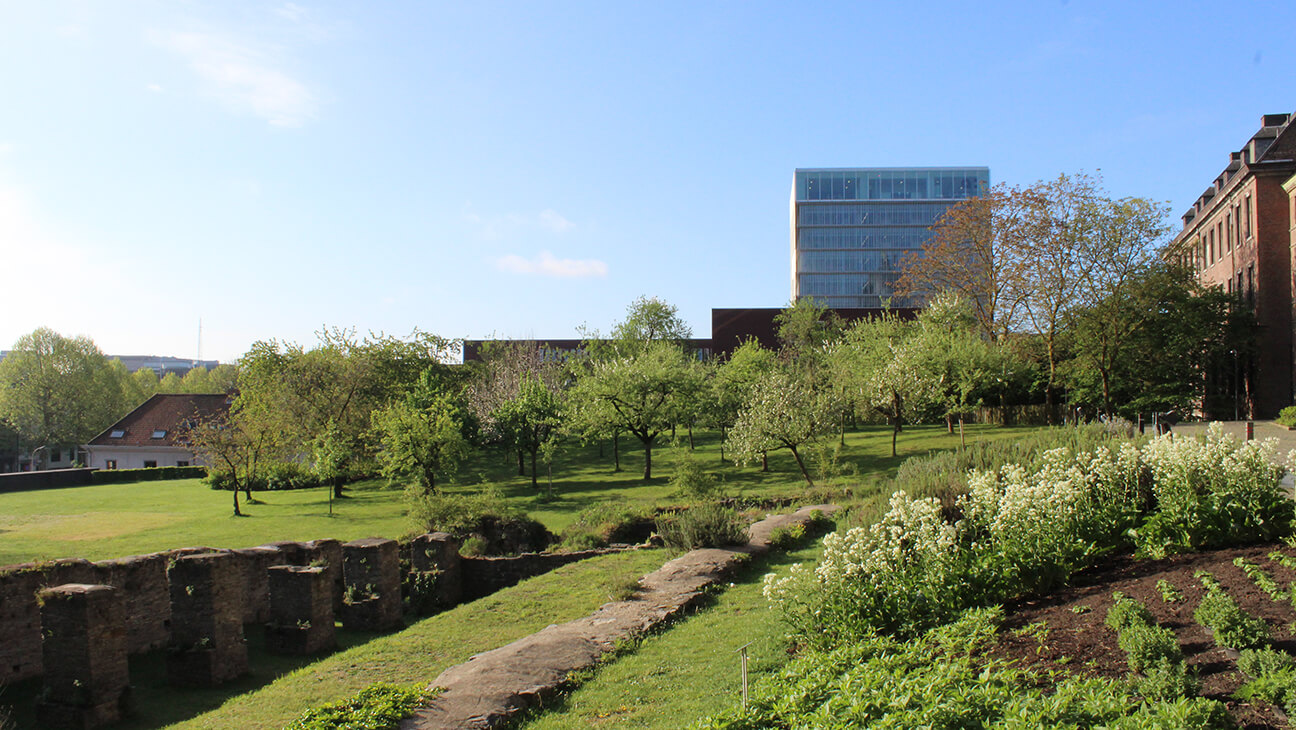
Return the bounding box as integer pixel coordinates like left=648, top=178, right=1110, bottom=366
left=840, top=412, right=846, bottom=447
left=517, top=449, right=525, bottom=477
left=891, top=420, right=900, bottom=458
left=761, top=451, right=768, bottom=472
left=530, top=447, right=539, bottom=490
left=946, top=413, right=954, bottom=434
left=232, top=484, right=242, bottom=517
left=688, top=424, right=694, bottom=450
left=959, top=416, right=966, bottom=451
left=613, top=431, right=621, bottom=472
left=334, top=478, right=345, bottom=499
left=789, top=445, right=815, bottom=487
left=643, top=437, right=653, bottom=480
left=719, top=425, right=726, bottom=463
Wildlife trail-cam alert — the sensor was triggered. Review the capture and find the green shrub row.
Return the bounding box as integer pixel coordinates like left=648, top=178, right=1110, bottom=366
left=1193, top=573, right=1271, bottom=650
left=1236, top=647, right=1296, bottom=717
left=92, top=466, right=206, bottom=484
left=693, top=607, right=1227, bottom=729
left=406, top=489, right=551, bottom=555
left=1234, top=557, right=1289, bottom=602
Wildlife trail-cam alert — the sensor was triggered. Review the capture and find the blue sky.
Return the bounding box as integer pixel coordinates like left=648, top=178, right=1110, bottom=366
left=2, top=1, right=1293, bottom=362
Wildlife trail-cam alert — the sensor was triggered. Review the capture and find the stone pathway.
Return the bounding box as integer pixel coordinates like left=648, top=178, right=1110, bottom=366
left=401, top=504, right=837, bottom=730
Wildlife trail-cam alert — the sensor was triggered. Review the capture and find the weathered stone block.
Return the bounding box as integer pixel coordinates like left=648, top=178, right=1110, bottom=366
left=265, top=566, right=336, bottom=655
left=35, top=583, right=130, bottom=730
left=411, top=533, right=463, bottom=608
left=231, top=546, right=283, bottom=624
left=340, top=538, right=401, bottom=632
left=165, top=552, right=247, bottom=687
left=305, top=539, right=344, bottom=614
left=91, top=553, right=170, bottom=653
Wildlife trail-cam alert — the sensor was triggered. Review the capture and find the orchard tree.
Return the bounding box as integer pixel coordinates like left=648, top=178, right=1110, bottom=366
left=0, top=328, right=129, bottom=466
left=726, top=368, right=835, bottom=487
left=834, top=311, right=941, bottom=457
left=570, top=340, right=705, bottom=480
left=711, top=339, right=779, bottom=464
left=493, top=374, right=564, bottom=492
left=774, top=298, right=844, bottom=356
left=184, top=411, right=277, bottom=516
left=372, top=369, right=468, bottom=493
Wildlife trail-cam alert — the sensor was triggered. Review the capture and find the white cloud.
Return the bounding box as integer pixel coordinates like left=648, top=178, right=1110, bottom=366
left=152, top=29, right=317, bottom=127
left=275, top=3, right=307, bottom=22
left=463, top=204, right=577, bottom=240
left=146, top=83, right=163, bottom=93
left=538, top=209, right=575, bottom=233
left=496, top=251, right=607, bottom=278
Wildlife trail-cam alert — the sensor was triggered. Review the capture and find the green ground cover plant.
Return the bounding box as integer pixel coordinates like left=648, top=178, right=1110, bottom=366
left=1236, top=647, right=1296, bottom=716
left=655, top=502, right=747, bottom=550
left=693, top=607, right=1229, bottom=729
left=1156, top=579, right=1184, bottom=603
left=283, top=683, right=429, bottom=730
left=1276, top=406, right=1296, bottom=428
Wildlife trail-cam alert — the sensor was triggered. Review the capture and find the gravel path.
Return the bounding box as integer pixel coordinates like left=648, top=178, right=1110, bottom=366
left=401, top=504, right=837, bottom=730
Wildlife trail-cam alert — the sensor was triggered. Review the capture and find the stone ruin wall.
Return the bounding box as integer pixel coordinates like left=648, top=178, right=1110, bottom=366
left=0, top=535, right=638, bottom=687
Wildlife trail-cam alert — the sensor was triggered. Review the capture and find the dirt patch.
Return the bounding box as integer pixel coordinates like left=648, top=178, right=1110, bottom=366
left=992, top=544, right=1296, bottom=730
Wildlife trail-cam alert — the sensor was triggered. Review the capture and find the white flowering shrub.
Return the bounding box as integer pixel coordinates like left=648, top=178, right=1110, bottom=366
left=1138, top=424, right=1292, bottom=558
left=767, top=425, right=1290, bottom=644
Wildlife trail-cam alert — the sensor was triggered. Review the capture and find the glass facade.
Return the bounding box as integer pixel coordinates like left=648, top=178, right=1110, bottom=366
left=792, top=167, right=989, bottom=308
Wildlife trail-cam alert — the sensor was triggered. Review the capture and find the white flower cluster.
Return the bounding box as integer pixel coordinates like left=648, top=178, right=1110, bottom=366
left=1141, top=423, right=1285, bottom=509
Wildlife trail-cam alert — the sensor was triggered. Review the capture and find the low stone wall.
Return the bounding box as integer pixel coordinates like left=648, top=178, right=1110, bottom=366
left=0, top=536, right=636, bottom=686
left=459, top=547, right=634, bottom=600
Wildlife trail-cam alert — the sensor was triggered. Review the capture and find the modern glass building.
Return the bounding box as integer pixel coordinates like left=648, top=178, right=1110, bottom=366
left=791, top=167, right=990, bottom=308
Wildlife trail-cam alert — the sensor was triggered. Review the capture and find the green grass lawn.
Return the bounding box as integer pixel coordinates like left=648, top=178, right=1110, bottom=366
left=0, top=424, right=1035, bottom=567
left=515, top=539, right=826, bottom=729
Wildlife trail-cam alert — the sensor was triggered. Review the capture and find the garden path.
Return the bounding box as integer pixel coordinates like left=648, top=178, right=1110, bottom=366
left=400, top=504, right=837, bottom=730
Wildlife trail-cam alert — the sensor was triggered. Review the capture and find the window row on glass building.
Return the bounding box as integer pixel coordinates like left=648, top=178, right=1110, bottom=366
left=797, top=250, right=909, bottom=274
left=797, top=272, right=894, bottom=297
left=795, top=168, right=989, bottom=202
left=797, top=202, right=954, bottom=227
left=797, top=227, right=933, bottom=250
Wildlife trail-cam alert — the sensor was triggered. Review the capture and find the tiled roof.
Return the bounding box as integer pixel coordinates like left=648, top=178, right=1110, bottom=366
left=86, top=393, right=231, bottom=448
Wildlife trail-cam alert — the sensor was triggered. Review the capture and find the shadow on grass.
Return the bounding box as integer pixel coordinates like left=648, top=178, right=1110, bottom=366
left=2, top=624, right=386, bottom=730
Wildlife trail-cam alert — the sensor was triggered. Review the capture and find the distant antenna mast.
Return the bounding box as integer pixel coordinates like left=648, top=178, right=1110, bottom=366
left=196, top=318, right=203, bottom=363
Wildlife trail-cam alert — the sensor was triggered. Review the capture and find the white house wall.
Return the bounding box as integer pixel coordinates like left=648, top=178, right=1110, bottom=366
left=85, top=447, right=202, bottom=470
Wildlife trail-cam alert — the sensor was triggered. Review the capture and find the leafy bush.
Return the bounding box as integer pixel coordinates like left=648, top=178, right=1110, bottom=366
left=1194, top=588, right=1271, bottom=650
left=1235, top=557, right=1289, bottom=601
left=1118, top=622, right=1184, bottom=674
left=1106, top=592, right=1154, bottom=633
left=655, top=503, right=746, bottom=551
left=558, top=503, right=654, bottom=550
left=93, top=465, right=206, bottom=484
left=669, top=451, right=725, bottom=500
left=403, top=569, right=443, bottom=617
left=1277, top=406, right=1296, bottom=427
left=1135, top=657, right=1199, bottom=702
left=1236, top=668, right=1296, bottom=715
left=768, top=523, right=806, bottom=551
left=1238, top=647, right=1295, bottom=678
left=284, top=683, right=428, bottom=730
left=406, top=490, right=551, bottom=555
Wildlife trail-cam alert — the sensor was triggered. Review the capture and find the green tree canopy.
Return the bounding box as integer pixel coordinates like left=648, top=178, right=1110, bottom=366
left=0, top=328, right=129, bottom=464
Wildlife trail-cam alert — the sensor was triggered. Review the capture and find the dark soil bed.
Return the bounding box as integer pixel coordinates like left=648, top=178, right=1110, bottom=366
left=993, top=544, right=1296, bottom=730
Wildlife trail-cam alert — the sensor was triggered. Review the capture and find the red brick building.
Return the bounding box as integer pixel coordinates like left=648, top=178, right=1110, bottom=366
left=1168, top=112, right=1296, bottom=418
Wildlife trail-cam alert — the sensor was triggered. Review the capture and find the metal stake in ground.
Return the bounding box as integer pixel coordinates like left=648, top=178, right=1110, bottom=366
left=735, top=641, right=753, bottom=709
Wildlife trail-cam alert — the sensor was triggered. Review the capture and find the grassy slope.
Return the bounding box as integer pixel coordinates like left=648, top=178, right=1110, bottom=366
left=516, top=540, right=825, bottom=730
left=0, top=424, right=1033, bottom=566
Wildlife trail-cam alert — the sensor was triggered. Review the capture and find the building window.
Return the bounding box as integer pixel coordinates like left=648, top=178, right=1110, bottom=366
left=151, top=429, right=167, bottom=439
left=1245, top=196, right=1252, bottom=239
left=176, top=460, right=190, bottom=467
left=50, top=449, right=61, bottom=463
left=105, top=460, right=117, bottom=470
left=1226, top=215, right=1232, bottom=251
left=1248, top=265, right=1255, bottom=306
left=143, top=460, right=157, bottom=468
left=110, top=429, right=125, bottom=439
